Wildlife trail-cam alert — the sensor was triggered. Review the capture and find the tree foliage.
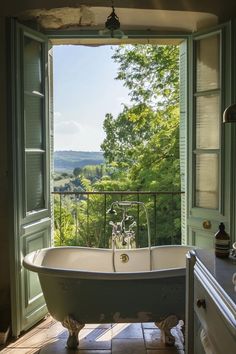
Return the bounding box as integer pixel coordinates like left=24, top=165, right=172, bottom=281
left=101, top=44, right=180, bottom=191
left=112, top=45, right=179, bottom=107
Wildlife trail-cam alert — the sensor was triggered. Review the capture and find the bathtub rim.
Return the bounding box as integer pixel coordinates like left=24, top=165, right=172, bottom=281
left=23, top=245, right=192, bottom=280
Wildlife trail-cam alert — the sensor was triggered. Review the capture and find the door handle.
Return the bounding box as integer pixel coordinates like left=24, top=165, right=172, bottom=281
left=202, top=220, right=211, bottom=229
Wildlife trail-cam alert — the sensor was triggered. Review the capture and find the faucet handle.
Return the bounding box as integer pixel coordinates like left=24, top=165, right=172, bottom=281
left=129, top=221, right=137, bottom=230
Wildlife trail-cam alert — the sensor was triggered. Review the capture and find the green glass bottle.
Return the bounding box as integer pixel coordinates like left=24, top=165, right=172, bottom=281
left=215, top=222, right=230, bottom=258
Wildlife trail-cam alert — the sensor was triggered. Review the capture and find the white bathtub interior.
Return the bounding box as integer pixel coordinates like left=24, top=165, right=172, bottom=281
left=39, top=247, right=114, bottom=272
left=29, top=245, right=193, bottom=273
left=151, top=245, right=193, bottom=270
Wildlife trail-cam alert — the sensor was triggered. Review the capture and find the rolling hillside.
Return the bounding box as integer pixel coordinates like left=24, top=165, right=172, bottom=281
left=54, top=150, right=104, bottom=172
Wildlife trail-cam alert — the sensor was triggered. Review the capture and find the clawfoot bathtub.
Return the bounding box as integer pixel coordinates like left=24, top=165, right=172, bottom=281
left=23, top=245, right=192, bottom=349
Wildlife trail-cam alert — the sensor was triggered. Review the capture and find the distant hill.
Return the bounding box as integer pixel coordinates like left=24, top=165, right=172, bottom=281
left=54, top=150, right=104, bottom=173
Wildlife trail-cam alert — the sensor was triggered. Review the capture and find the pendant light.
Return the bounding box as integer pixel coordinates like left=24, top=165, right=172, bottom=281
left=99, top=1, right=127, bottom=38
left=105, top=3, right=121, bottom=37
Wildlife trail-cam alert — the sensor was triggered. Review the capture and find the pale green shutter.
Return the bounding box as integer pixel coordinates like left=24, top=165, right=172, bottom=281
left=179, top=40, right=188, bottom=245
left=9, top=20, right=51, bottom=336
left=187, top=24, right=231, bottom=249
left=48, top=46, right=54, bottom=243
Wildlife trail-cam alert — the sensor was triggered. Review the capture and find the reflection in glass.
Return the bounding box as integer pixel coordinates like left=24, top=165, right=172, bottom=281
left=24, top=36, right=42, bottom=93
left=196, top=95, right=220, bottom=149
left=24, top=94, right=43, bottom=149
left=195, top=154, right=219, bottom=209
left=196, top=34, right=220, bottom=92
left=26, top=154, right=44, bottom=212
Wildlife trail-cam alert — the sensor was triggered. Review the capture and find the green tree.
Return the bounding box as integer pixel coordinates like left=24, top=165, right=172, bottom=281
left=101, top=44, right=181, bottom=244
left=53, top=195, right=77, bottom=246
left=101, top=44, right=180, bottom=191
left=113, top=45, right=179, bottom=107
left=73, top=167, right=82, bottom=177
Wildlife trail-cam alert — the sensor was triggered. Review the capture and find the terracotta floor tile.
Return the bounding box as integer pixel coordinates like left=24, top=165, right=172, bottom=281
left=112, top=338, right=146, bottom=354
left=77, top=351, right=111, bottom=354
left=143, top=328, right=163, bottom=349
left=111, top=323, right=143, bottom=339
left=142, top=322, right=157, bottom=329
left=5, top=328, right=48, bottom=349
left=0, top=349, right=40, bottom=353
left=75, top=351, right=111, bottom=354
left=143, top=328, right=177, bottom=350
left=78, top=327, right=112, bottom=350
left=45, top=321, right=68, bottom=340
left=146, top=350, right=179, bottom=354
left=84, top=324, right=112, bottom=329
left=36, top=315, right=56, bottom=329
left=38, top=339, right=73, bottom=353
left=1, top=317, right=185, bottom=354
left=39, top=339, right=112, bottom=354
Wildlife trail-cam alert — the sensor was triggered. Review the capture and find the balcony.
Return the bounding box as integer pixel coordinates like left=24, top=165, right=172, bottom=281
left=52, top=190, right=183, bottom=248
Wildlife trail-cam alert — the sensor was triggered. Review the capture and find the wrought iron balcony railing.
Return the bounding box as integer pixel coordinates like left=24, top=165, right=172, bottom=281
left=52, top=191, right=183, bottom=248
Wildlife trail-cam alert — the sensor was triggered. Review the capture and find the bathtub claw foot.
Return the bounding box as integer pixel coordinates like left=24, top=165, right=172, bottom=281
left=155, top=314, right=179, bottom=346
left=62, top=315, right=85, bottom=349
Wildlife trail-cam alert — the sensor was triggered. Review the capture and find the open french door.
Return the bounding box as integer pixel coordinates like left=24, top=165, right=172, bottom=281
left=9, top=20, right=52, bottom=336
left=186, top=23, right=233, bottom=248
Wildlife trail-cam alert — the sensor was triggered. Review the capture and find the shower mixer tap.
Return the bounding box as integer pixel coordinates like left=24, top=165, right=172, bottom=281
left=108, top=200, right=151, bottom=250
left=108, top=205, right=136, bottom=248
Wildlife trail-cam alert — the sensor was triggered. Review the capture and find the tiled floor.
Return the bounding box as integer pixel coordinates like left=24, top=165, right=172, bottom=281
left=0, top=316, right=184, bottom=353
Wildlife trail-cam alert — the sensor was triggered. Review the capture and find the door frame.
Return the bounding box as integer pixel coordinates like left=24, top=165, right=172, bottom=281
left=7, top=20, right=236, bottom=336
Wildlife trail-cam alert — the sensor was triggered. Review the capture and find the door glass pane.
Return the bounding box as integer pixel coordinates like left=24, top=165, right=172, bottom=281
left=196, top=34, right=220, bottom=91
left=25, top=94, right=43, bottom=149
left=24, top=36, right=42, bottom=93
left=26, top=153, right=44, bottom=212
left=196, top=94, right=220, bottom=149
left=195, top=154, right=219, bottom=209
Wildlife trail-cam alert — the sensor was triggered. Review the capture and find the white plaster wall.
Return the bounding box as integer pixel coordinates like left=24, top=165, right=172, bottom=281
left=0, top=1, right=218, bottom=33
left=0, top=0, right=235, bottom=16
left=0, top=1, right=99, bottom=16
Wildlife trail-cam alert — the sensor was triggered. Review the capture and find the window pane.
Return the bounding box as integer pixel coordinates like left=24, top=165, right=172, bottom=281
left=26, top=153, right=44, bottom=212
left=24, top=36, right=42, bottom=93
left=196, top=94, right=220, bottom=149
left=195, top=154, right=219, bottom=209
left=25, top=94, right=43, bottom=149
left=196, top=34, right=220, bottom=91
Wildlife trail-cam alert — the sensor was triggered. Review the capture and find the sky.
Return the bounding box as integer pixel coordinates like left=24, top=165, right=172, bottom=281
left=53, top=45, right=130, bottom=152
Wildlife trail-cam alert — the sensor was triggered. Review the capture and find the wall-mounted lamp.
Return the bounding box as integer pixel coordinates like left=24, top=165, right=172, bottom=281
left=223, top=103, right=236, bottom=123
